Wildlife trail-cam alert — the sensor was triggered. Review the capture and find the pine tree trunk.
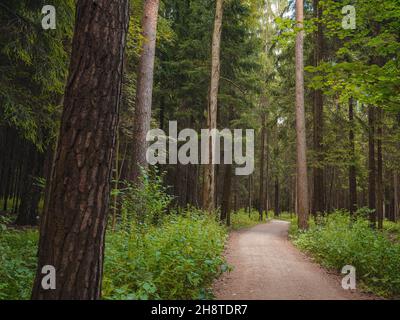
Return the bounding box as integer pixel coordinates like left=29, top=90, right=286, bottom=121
left=395, top=113, right=400, bottom=222
left=312, top=0, right=325, bottom=217
left=131, top=0, right=160, bottom=183
left=368, top=106, right=377, bottom=227
left=221, top=164, right=232, bottom=224
left=348, top=98, right=357, bottom=216
left=31, top=0, right=129, bottom=300
left=394, top=172, right=399, bottom=222
left=258, top=113, right=266, bottom=220
left=248, top=175, right=252, bottom=215
left=295, top=0, right=309, bottom=230
left=376, top=108, right=384, bottom=229
left=274, top=177, right=280, bottom=217
left=203, top=0, right=223, bottom=212
left=15, top=149, right=43, bottom=226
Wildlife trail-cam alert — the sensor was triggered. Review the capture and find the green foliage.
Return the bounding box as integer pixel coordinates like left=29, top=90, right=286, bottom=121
left=0, top=0, right=74, bottom=149
left=0, top=229, right=37, bottom=300
left=0, top=212, right=228, bottom=300
left=230, top=209, right=263, bottom=230
left=103, top=212, right=227, bottom=300
left=291, top=211, right=400, bottom=297
left=115, top=169, right=174, bottom=229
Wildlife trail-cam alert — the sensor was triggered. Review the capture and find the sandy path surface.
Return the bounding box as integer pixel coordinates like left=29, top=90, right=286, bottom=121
left=213, top=220, right=373, bottom=300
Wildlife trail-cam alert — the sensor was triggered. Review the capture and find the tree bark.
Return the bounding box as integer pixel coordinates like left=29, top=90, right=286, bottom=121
left=248, top=175, right=253, bottom=215
left=348, top=98, right=357, bottom=216
left=376, top=108, right=384, bottom=229
left=258, top=112, right=266, bottom=220
left=295, top=0, right=309, bottom=230
left=15, top=149, right=43, bottom=226
left=203, top=0, right=223, bottom=213
left=312, top=0, right=325, bottom=217
left=31, top=0, right=129, bottom=300
left=274, top=177, right=280, bottom=217
left=221, top=164, right=232, bottom=224
left=130, top=0, right=160, bottom=183
left=368, top=106, right=377, bottom=227
left=394, top=172, right=399, bottom=222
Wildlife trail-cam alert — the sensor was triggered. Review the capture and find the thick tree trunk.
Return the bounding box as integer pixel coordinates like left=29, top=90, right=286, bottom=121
left=31, top=0, right=129, bottom=300
left=131, top=0, right=160, bottom=183
left=368, top=106, right=377, bottom=227
left=312, top=0, right=325, bottom=217
left=295, top=0, right=309, bottom=230
left=376, top=108, right=384, bottom=229
left=348, top=98, right=357, bottom=216
left=203, top=0, right=223, bottom=212
left=258, top=113, right=266, bottom=220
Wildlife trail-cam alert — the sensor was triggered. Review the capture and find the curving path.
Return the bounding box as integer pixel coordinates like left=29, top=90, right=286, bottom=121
left=213, top=220, right=374, bottom=300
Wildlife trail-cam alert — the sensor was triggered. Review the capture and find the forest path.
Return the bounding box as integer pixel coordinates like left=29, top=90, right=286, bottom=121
left=213, top=220, right=372, bottom=300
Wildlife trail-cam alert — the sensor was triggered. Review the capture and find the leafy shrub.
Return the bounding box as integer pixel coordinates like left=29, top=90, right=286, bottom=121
left=291, top=211, right=400, bottom=297
left=115, top=169, right=173, bottom=229
left=0, top=229, right=37, bottom=300
left=230, top=209, right=263, bottom=230
left=103, top=212, right=227, bottom=300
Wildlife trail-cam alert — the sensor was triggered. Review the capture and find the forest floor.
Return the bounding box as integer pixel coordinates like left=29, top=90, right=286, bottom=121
left=213, top=220, right=377, bottom=300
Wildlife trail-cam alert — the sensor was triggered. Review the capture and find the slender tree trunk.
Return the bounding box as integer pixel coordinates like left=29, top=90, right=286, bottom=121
left=274, top=177, right=280, bottom=217
left=394, top=172, right=399, bottom=222
left=264, top=123, right=270, bottom=213
left=395, top=113, right=400, bottom=222
left=368, top=106, right=377, bottom=227
left=15, top=149, right=43, bottom=226
left=258, top=113, right=266, bottom=220
left=112, top=129, right=120, bottom=231
left=312, top=0, right=325, bottom=217
left=221, top=164, right=232, bottom=224
left=130, top=0, right=160, bottom=183
left=348, top=98, right=357, bottom=216
left=295, top=0, right=309, bottom=230
left=248, top=175, right=252, bottom=215
left=31, top=0, right=129, bottom=300
left=203, top=0, right=223, bottom=212
left=376, top=108, right=384, bottom=229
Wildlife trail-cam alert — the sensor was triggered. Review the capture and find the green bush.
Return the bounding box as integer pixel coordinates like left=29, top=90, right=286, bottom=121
left=0, top=229, right=37, bottom=300
left=114, top=169, right=173, bottom=229
left=291, top=211, right=400, bottom=297
left=230, top=209, right=263, bottom=230
left=103, top=212, right=227, bottom=300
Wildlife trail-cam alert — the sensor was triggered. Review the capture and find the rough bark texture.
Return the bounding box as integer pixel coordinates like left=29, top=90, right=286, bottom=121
left=295, top=0, right=309, bottom=230
left=131, top=0, right=160, bottom=183
left=368, top=106, right=376, bottom=227
left=312, top=0, right=325, bottom=216
left=348, top=98, right=357, bottom=216
left=203, top=0, right=223, bottom=212
left=31, top=0, right=129, bottom=300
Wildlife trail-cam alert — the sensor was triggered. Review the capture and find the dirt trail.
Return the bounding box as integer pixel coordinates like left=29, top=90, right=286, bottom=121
left=213, top=220, right=373, bottom=300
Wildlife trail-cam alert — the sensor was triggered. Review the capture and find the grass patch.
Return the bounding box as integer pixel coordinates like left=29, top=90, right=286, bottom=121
left=230, top=209, right=265, bottom=230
